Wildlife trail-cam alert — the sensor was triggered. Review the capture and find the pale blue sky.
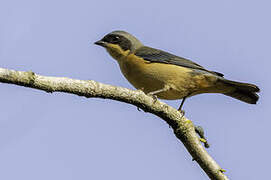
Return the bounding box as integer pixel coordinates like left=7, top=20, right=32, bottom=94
left=0, top=0, right=270, bottom=179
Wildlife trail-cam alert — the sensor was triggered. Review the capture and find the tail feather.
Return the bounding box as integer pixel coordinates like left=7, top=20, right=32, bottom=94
left=221, top=79, right=260, bottom=104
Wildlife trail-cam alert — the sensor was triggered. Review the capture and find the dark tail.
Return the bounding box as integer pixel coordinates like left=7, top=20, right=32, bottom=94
left=221, top=79, right=260, bottom=104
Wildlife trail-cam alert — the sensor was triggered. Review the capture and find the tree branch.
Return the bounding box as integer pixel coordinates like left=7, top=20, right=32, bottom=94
left=0, top=67, right=229, bottom=180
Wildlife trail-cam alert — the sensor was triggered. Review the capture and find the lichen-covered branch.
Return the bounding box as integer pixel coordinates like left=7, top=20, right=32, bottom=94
left=0, top=67, right=229, bottom=180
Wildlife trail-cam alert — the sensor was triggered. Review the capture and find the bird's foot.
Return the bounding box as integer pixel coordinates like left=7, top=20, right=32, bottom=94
left=147, top=92, right=158, bottom=103
left=178, top=109, right=185, bottom=118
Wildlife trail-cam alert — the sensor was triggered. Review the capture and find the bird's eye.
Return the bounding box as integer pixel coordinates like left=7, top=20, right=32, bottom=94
left=111, top=36, right=120, bottom=43
left=102, top=35, right=121, bottom=44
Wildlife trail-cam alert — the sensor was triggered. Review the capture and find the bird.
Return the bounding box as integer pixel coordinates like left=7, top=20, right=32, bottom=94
left=94, top=30, right=260, bottom=112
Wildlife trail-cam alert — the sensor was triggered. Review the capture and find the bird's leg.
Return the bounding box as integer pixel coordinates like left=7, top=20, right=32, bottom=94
left=148, top=86, right=169, bottom=96
left=178, top=97, right=187, bottom=116
left=195, top=126, right=210, bottom=148
left=147, top=86, right=170, bottom=103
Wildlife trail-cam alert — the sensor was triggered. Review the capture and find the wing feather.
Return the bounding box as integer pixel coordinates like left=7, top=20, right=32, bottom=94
left=135, top=46, right=224, bottom=77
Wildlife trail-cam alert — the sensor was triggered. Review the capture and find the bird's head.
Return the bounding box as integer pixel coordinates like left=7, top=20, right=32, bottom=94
left=95, top=31, right=143, bottom=60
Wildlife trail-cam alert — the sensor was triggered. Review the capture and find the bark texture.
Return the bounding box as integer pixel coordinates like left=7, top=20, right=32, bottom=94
left=0, top=67, right=229, bottom=180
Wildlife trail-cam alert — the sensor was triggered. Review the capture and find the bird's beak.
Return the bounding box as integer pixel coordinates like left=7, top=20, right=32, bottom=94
left=94, top=40, right=107, bottom=47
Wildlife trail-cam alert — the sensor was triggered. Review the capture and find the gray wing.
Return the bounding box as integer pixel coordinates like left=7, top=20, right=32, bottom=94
left=135, top=46, right=224, bottom=77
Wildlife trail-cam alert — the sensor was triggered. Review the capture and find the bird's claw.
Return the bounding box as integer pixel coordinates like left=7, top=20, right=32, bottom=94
left=147, top=93, right=158, bottom=103
left=178, top=109, right=185, bottom=117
